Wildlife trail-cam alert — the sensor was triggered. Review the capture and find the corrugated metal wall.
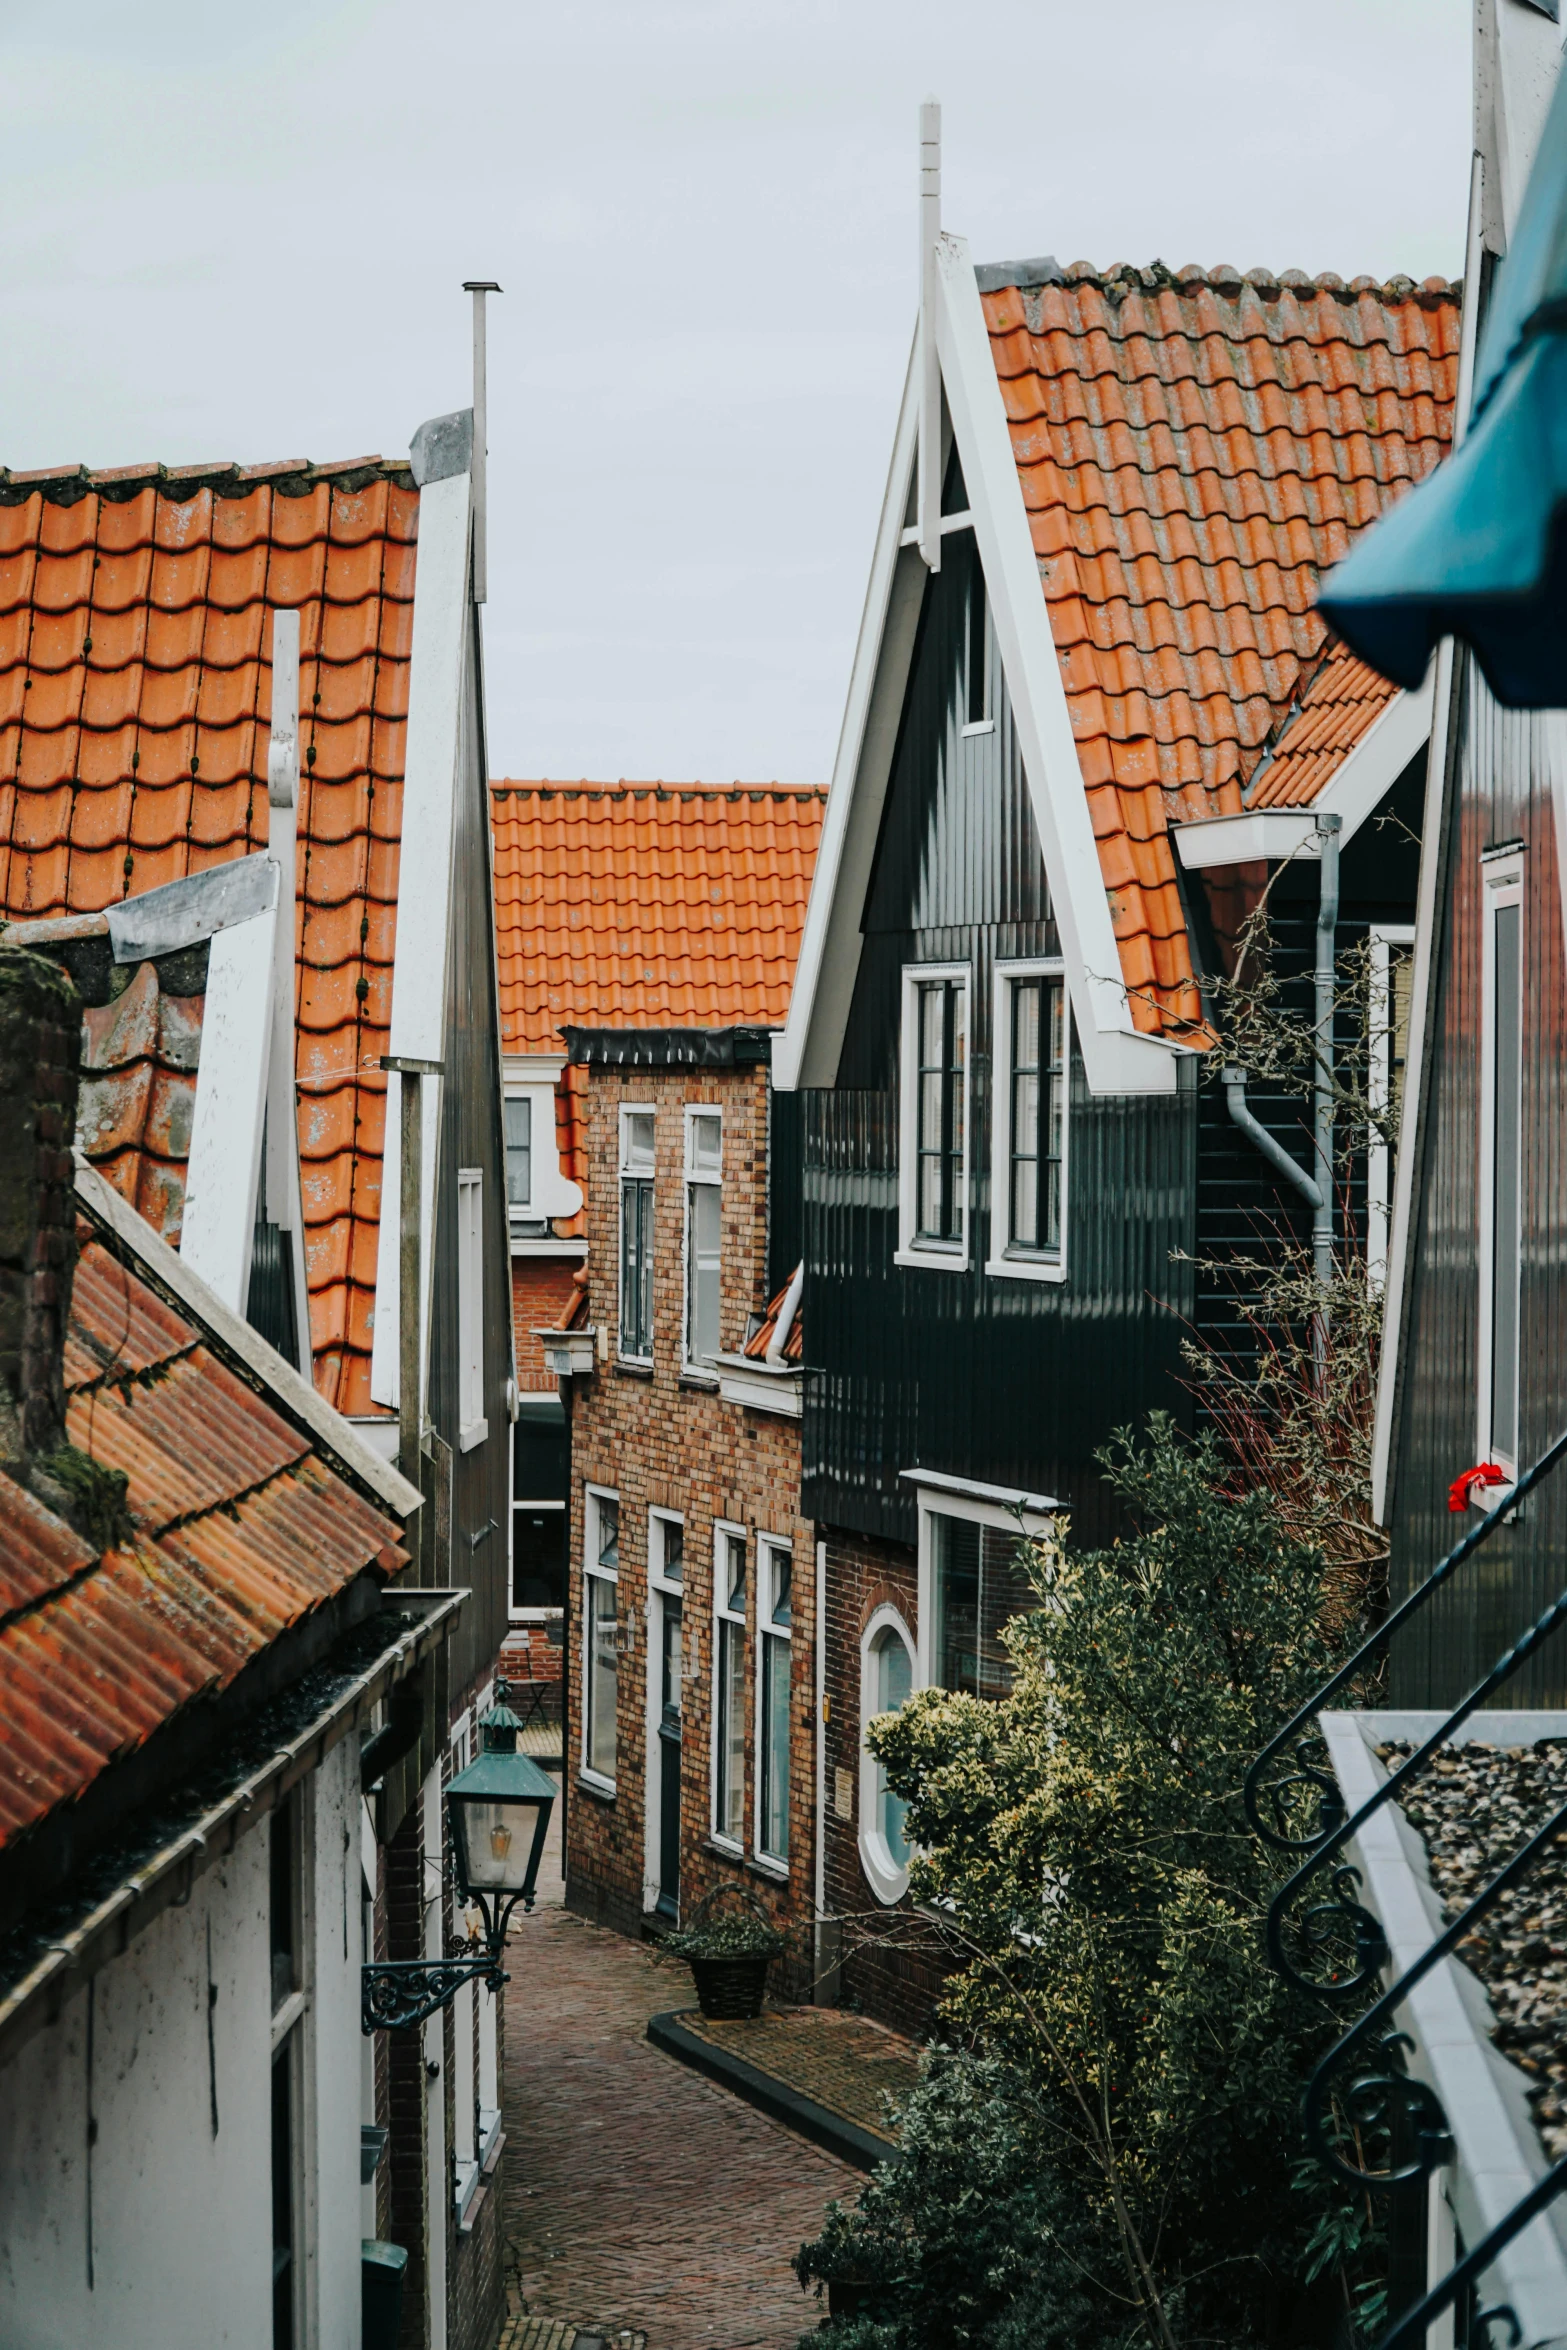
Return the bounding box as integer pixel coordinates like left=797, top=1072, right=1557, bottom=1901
left=1390, top=670, right=1567, bottom=1706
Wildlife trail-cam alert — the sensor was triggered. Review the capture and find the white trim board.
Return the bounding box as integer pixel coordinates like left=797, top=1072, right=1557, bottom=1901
left=776, top=241, right=1180, bottom=1101
left=1173, top=677, right=1434, bottom=873
left=180, top=874, right=279, bottom=1317
left=370, top=465, right=473, bottom=1411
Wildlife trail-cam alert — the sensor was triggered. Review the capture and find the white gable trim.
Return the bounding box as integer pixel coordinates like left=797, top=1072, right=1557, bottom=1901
left=774, top=338, right=925, bottom=1092
left=370, top=467, right=473, bottom=1410
left=180, top=877, right=279, bottom=1315
left=776, top=240, right=1180, bottom=1098
left=1173, top=673, right=1434, bottom=874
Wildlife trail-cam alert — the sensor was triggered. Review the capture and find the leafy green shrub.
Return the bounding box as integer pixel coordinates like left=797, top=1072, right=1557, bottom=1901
left=798, top=1417, right=1375, bottom=2348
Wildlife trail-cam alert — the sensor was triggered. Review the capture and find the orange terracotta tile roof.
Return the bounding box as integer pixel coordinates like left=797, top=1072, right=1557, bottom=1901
left=0, top=1211, right=407, bottom=1854
left=490, top=781, right=826, bottom=1049
left=1245, top=638, right=1399, bottom=807
left=743, top=1268, right=803, bottom=1363
left=0, top=458, right=420, bottom=1412
left=981, top=261, right=1460, bottom=1036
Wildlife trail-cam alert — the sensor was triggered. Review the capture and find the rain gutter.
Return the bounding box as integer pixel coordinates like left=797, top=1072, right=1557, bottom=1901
left=0, top=1588, right=464, bottom=2072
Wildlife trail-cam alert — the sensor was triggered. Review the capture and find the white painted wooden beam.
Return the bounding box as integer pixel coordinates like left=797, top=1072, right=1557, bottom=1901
left=916, top=99, right=942, bottom=573
left=181, top=881, right=279, bottom=1315
left=370, top=465, right=472, bottom=1411
left=264, top=607, right=312, bottom=1374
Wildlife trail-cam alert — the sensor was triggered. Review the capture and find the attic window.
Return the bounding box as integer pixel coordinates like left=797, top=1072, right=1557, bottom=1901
left=966, top=558, right=989, bottom=729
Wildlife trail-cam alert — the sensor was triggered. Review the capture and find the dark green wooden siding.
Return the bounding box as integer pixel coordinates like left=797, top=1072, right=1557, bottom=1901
left=1389, top=664, right=1567, bottom=1707
left=802, top=538, right=1198, bottom=1550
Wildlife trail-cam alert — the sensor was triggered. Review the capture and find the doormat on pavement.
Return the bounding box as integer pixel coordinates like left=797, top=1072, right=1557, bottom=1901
left=498, top=2321, right=646, bottom=2350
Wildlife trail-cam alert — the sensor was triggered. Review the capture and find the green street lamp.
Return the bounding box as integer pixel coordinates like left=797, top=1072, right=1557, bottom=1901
left=361, top=1683, right=556, bottom=2033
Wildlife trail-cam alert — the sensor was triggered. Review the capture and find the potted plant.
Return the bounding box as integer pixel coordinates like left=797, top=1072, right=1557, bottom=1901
left=663, top=1884, right=785, bottom=2019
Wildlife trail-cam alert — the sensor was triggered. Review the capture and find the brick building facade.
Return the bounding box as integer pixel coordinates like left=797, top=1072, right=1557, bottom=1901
left=560, top=1040, right=817, bottom=1990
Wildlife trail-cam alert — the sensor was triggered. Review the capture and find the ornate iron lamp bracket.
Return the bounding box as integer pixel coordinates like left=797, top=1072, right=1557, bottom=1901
left=361, top=1887, right=530, bottom=2033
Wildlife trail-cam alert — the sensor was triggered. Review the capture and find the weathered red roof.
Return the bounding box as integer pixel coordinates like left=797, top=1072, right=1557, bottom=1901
left=743, top=1268, right=803, bottom=1363
left=981, top=262, right=1459, bottom=1034
left=0, top=1208, right=407, bottom=1854
left=0, top=459, right=419, bottom=1411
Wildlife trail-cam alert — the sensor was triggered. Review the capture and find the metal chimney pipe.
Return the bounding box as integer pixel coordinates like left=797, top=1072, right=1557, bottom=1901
left=461, top=280, right=502, bottom=604
left=917, top=100, right=942, bottom=573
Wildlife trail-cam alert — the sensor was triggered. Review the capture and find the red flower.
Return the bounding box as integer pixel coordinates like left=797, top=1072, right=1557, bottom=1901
left=1448, top=1462, right=1509, bottom=1515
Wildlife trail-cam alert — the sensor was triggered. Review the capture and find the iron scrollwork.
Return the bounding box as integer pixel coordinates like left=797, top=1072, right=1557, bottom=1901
left=1245, top=1425, right=1567, bottom=1859
left=362, top=1888, right=530, bottom=2033
left=361, top=1952, right=508, bottom=2035
left=1266, top=1578, right=1567, bottom=2000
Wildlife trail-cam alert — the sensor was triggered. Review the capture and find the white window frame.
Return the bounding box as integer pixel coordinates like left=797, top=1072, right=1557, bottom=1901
left=502, top=1054, right=585, bottom=1254
left=682, top=1106, right=724, bottom=1372
left=618, top=1105, right=656, bottom=1364
left=580, top=1484, right=620, bottom=1793
left=896, top=961, right=972, bottom=1269
left=1478, top=847, right=1525, bottom=1486
left=858, top=1603, right=916, bottom=1906
left=914, top=1486, right=1055, bottom=1694
left=710, top=1520, right=748, bottom=1853
left=753, top=1536, right=793, bottom=1875
left=1366, top=923, right=1415, bottom=1290
left=987, top=957, right=1069, bottom=1282
left=457, top=1167, right=487, bottom=1451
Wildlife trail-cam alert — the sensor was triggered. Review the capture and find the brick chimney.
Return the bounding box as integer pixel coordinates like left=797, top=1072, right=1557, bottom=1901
left=0, top=946, right=82, bottom=1468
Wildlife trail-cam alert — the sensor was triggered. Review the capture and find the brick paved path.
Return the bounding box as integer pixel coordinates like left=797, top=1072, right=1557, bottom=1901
left=678, top=2010, right=919, bottom=2146
left=501, top=1907, right=858, bottom=2350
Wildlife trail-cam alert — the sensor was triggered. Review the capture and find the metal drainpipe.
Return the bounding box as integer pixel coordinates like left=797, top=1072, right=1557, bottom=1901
left=1312, top=813, right=1342, bottom=1291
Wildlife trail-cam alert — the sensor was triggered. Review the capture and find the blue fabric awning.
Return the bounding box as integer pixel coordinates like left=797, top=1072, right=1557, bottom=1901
left=1319, top=61, right=1567, bottom=710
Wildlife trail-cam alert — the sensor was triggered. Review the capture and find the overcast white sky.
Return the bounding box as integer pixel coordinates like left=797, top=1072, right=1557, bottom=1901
left=1, top=0, right=1470, bottom=782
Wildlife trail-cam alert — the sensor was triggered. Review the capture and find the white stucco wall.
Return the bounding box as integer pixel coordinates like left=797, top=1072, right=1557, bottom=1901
left=0, top=1734, right=366, bottom=2350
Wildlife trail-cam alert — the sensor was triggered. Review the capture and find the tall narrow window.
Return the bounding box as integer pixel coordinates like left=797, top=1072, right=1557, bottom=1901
left=1010, top=976, right=1064, bottom=1254
left=713, top=1528, right=748, bottom=1847
left=503, top=1095, right=532, bottom=1213
left=583, top=1489, right=620, bottom=1784
left=906, top=973, right=967, bottom=1250
left=859, top=1610, right=916, bottom=1903
left=619, top=1110, right=655, bottom=1360
left=457, top=1168, right=485, bottom=1446
left=757, top=1541, right=792, bottom=1865
left=966, top=559, right=988, bottom=727
left=684, top=1109, right=722, bottom=1366
left=1481, top=855, right=1524, bottom=1474
left=269, top=1792, right=304, bottom=2350
left=930, top=1513, right=1036, bottom=1700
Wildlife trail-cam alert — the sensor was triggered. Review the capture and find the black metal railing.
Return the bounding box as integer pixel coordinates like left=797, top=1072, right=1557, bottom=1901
left=1266, top=1574, right=1567, bottom=2001
left=1244, top=1426, right=1567, bottom=1860
left=1246, top=1428, right=1567, bottom=2346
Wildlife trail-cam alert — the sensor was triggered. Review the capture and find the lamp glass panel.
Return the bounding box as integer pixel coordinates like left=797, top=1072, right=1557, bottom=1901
left=458, top=1797, right=539, bottom=1892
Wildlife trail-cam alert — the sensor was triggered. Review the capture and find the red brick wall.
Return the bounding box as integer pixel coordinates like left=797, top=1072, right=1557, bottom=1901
left=510, top=1254, right=584, bottom=1391
left=561, top=1060, right=817, bottom=1994
left=820, top=1521, right=952, bottom=2037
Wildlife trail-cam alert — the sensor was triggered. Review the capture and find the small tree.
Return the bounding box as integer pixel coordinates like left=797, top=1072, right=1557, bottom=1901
left=796, top=1420, right=1377, bottom=2348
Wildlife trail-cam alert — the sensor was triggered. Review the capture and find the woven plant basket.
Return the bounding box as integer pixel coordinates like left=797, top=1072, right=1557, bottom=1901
left=687, top=1950, right=771, bottom=2020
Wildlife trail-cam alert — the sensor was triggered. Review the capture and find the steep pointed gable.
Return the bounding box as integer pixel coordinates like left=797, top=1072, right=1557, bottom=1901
left=980, top=261, right=1459, bottom=1034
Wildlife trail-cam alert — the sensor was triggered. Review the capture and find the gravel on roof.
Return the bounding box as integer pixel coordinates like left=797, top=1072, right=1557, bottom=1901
left=1383, top=1739, right=1567, bottom=2163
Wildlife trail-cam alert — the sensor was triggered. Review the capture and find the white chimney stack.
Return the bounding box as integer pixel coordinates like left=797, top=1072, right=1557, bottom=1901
left=462, top=279, right=502, bottom=604
left=917, top=99, right=942, bottom=574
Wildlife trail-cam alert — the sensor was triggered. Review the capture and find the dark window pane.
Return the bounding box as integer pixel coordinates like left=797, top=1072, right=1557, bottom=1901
left=933, top=1514, right=1035, bottom=1699
left=271, top=2050, right=294, bottom=2350
left=269, top=1803, right=295, bottom=2012
left=511, top=1508, right=566, bottom=1610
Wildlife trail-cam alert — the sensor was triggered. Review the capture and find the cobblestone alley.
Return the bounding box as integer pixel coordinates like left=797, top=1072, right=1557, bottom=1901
left=500, top=1819, right=858, bottom=2350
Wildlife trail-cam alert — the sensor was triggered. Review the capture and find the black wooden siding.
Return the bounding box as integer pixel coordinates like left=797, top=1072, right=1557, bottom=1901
left=1191, top=763, right=1423, bottom=1361
left=424, top=611, right=513, bottom=1697
left=802, top=538, right=1198, bottom=1550
left=1390, top=666, right=1567, bottom=1707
